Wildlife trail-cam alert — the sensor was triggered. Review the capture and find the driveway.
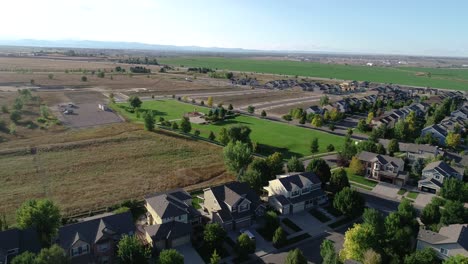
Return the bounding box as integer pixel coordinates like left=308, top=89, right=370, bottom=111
left=227, top=226, right=275, bottom=257
left=372, top=182, right=400, bottom=199
left=174, top=244, right=205, bottom=264
left=414, top=192, right=435, bottom=208
left=286, top=211, right=330, bottom=237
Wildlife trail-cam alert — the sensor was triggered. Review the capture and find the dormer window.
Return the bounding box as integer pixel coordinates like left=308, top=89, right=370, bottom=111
left=238, top=203, right=249, bottom=212
left=291, top=190, right=300, bottom=197
left=302, top=187, right=311, bottom=194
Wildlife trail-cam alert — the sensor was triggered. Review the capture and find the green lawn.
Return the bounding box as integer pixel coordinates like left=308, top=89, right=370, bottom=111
left=345, top=168, right=379, bottom=188
left=159, top=57, right=468, bottom=91
left=398, top=188, right=408, bottom=195
left=113, top=99, right=345, bottom=158
left=407, top=191, right=419, bottom=200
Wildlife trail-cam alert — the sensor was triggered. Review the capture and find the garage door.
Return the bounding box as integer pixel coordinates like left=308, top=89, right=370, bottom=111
left=171, top=235, right=190, bottom=248
left=235, top=218, right=251, bottom=230
left=292, top=203, right=304, bottom=214
left=422, top=187, right=436, bottom=194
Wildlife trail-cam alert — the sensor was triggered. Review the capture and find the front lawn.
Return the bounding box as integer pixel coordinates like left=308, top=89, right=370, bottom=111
left=112, top=99, right=346, bottom=158
left=345, top=169, right=378, bottom=188
left=407, top=191, right=419, bottom=200
left=398, top=188, right=407, bottom=195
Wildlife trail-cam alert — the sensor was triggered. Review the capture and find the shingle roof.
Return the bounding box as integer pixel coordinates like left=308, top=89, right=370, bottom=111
left=423, top=161, right=462, bottom=178
left=145, top=189, right=193, bottom=219
left=358, top=151, right=404, bottom=169
left=57, top=212, right=134, bottom=250
left=423, top=124, right=448, bottom=137
left=0, top=228, right=41, bottom=254
left=144, top=221, right=191, bottom=241
left=418, top=224, right=468, bottom=250
left=276, top=172, right=321, bottom=191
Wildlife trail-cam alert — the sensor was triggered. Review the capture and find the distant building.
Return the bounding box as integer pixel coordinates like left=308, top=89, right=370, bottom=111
left=358, top=151, right=408, bottom=186
left=421, top=124, right=449, bottom=146
left=417, top=224, right=468, bottom=260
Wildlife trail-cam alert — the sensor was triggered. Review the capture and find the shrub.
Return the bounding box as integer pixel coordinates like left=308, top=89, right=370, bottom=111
left=81, top=76, right=87, bottom=82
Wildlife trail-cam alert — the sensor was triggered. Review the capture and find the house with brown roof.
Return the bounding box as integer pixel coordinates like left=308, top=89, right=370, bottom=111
left=417, top=224, right=468, bottom=260
left=56, top=212, right=135, bottom=264
left=144, top=189, right=201, bottom=250
left=263, top=172, right=327, bottom=215
left=203, top=182, right=264, bottom=230
left=358, top=151, right=408, bottom=186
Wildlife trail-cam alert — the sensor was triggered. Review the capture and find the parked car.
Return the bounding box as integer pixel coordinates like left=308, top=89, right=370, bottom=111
left=239, top=229, right=255, bottom=241
left=63, top=109, right=73, bottom=114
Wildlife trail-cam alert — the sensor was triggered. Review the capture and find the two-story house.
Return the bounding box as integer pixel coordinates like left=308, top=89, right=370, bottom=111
left=203, top=182, right=264, bottom=230
left=403, top=143, right=442, bottom=164
left=56, top=212, right=135, bottom=264
left=418, top=161, right=464, bottom=193
left=421, top=124, right=449, bottom=146
left=263, top=172, right=327, bottom=215
left=358, top=151, right=408, bottom=186
left=417, top=224, right=468, bottom=260
left=0, top=228, right=41, bottom=264
left=144, top=189, right=201, bottom=250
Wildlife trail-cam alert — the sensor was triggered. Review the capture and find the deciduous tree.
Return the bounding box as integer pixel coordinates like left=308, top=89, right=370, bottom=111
left=349, top=156, right=364, bottom=175
left=272, top=227, right=287, bottom=248
left=128, top=96, right=142, bottom=109
left=387, top=139, right=399, bottom=156
left=179, top=116, right=192, bottom=133
left=329, top=168, right=350, bottom=194
left=310, top=137, right=319, bottom=154
left=204, top=223, right=226, bottom=252
left=223, top=141, right=252, bottom=179
left=306, top=158, right=331, bottom=184
left=320, top=239, right=338, bottom=264
left=285, top=249, right=307, bottom=264
left=236, top=233, right=255, bottom=259
left=403, top=247, right=438, bottom=264
left=287, top=156, right=305, bottom=172
left=159, top=249, right=184, bottom=264
left=446, top=132, right=461, bottom=149
left=117, top=235, right=150, bottom=264
left=333, top=187, right=365, bottom=218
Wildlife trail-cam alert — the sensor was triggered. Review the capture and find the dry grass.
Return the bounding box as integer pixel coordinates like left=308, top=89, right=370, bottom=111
left=0, top=123, right=232, bottom=224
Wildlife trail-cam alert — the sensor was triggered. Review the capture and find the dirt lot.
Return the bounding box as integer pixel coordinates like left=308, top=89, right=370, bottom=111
left=0, top=123, right=232, bottom=224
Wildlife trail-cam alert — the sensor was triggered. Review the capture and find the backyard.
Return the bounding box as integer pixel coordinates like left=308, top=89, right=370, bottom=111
left=112, top=99, right=346, bottom=158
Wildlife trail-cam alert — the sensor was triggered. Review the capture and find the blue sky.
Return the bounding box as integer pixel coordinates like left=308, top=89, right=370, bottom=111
left=1, top=0, right=467, bottom=56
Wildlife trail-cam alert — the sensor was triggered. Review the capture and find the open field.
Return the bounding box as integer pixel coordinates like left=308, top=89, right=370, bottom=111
left=159, top=57, right=468, bottom=91
left=113, top=99, right=345, bottom=158
left=0, top=123, right=231, bottom=224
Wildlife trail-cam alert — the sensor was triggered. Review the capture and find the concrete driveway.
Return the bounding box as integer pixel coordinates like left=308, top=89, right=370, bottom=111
left=372, top=182, right=400, bottom=199
left=414, top=192, right=435, bottom=208
left=174, top=244, right=205, bottom=264
left=228, top=226, right=275, bottom=257
left=286, top=211, right=329, bottom=237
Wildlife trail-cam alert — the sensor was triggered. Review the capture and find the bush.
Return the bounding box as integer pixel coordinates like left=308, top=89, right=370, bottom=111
left=10, top=110, right=21, bottom=123
left=81, top=76, right=87, bottom=82
left=194, top=130, right=201, bottom=136
left=326, top=144, right=335, bottom=152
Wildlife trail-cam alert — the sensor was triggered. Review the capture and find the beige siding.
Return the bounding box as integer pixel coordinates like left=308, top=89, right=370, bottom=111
left=417, top=240, right=468, bottom=259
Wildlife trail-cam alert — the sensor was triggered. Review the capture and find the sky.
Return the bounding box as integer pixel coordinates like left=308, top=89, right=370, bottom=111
left=1, top=0, right=468, bottom=56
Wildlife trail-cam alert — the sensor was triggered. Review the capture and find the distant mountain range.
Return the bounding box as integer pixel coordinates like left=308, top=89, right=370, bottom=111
left=0, top=39, right=275, bottom=53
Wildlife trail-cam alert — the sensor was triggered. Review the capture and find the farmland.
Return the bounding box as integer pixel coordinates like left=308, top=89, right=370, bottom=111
left=0, top=123, right=231, bottom=224
left=113, top=99, right=345, bottom=158
left=159, top=57, right=468, bottom=91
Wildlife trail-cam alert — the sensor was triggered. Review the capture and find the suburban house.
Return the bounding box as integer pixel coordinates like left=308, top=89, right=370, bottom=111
left=379, top=139, right=443, bottom=164
left=0, top=228, right=41, bottom=264
left=418, top=161, right=464, bottom=193
left=358, top=151, right=408, bottom=186
left=417, top=224, right=468, bottom=260
left=334, top=100, right=349, bottom=113
left=305, top=105, right=324, bottom=115
left=144, top=189, right=201, bottom=250
left=56, top=212, right=135, bottom=264
left=203, top=182, right=264, bottom=230
left=263, top=172, right=327, bottom=215
left=421, top=124, right=449, bottom=146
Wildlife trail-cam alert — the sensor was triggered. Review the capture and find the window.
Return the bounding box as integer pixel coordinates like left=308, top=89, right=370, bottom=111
left=238, top=203, right=249, bottom=212
left=435, top=175, right=440, bottom=180
left=7, top=248, right=19, bottom=255
left=440, top=248, right=448, bottom=256
left=291, top=190, right=300, bottom=197
left=302, top=186, right=310, bottom=194
left=71, top=245, right=89, bottom=257
left=98, top=243, right=109, bottom=253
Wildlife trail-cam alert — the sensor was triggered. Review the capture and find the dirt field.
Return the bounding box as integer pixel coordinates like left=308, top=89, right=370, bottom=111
left=0, top=123, right=232, bottom=224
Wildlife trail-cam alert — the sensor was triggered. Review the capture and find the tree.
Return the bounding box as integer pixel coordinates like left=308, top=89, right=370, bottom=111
left=362, top=249, right=381, bottom=264
left=40, top=105, right=50, bottom=119
left=14, top=98, right=23, bottom=110
left=403, top=247, right=438, bottom=264
left=247, top=105, right=255, bottom=114
left=16, top=199, right=61, bottom=246
left=394, top=119, right=408, bottom=141
left=204, top=223, right=226, bottom=251
left=227, top=125, right=252, bottom=145
left=207, top=96, right=213, bottom=107
left=272, top=227, right=287, bottom=248
left=210, top=249, right=221, bottom=264
left=357, top=119, right=368, bottom=132
left=263, top=211, right=280, bottom=236
left=444, top=255, right=468, bottom=264
left=327, top=144, right=335, bottom=152
left=349, top=156, right=364, bottom=175
left=340, top=224, right=374, bottom=262
left=228, top=104, right=233, bottom=111
left=320, top=239, right=338, bottom=264
left=420, top=202, right=441, bottom=226
left=223, top=141, right=252, bottom=179
left=446, top=132, right=461, bottom=149
left=285, top=249, right=307, bottom=264
left=287, top=156, right=305, bottom=172
left=261, top=110, right=267, bottom=117
left=179, top=116, right=192, bottom=133
left=441, top=200, right=466, bottom=225
left=208, top=131, right=216, bottom=141
left=266, top=152, right=284, bottom=178
left=218, top=127, right=229, bottom=145
left=387, top=139, right=399, bottom=156
left=117, top=235, right=150, bottom=264
left=1, top=105, right=8, bottom=113
left=311, top=115, right=323, bottom=127
left=159, top=249, right=184, bottom=264
left=411, top=158, right=425, bottom=177
left=171, top=122, right=179, bottom=130
left=333, top=187, right=365, bottom=218
left=236, top=233, right=255, bottom=259
left=241, top=159, right=268, bottom=192
left=81, top=76, right=87, bottom=82
left=11, top=252, right=36, bottom=264
left=329, top=168, right=350, bottom=194
left=362, top=208, right=385, bottom=246
left=366, top=112, right=374, bottom=124
left=97, top=71, right=105, bottom=78
left=310, top=138, right=319, bottom=154
left=440, top=178, right=466, bottom=202
left=320, top=95, right=329, bottom=106
left=144, top=112, right=155, bottom=131
left=376, top=143, right=386, bottom=155
left=34, top=244, right=69, bottom=264
left=306, top=158, right=331, bottom=184
left=357, top=140, right=377, bottom=153
left=128, top=96, right=142, bottom=109
left=10, top=110, right=22, bottom=123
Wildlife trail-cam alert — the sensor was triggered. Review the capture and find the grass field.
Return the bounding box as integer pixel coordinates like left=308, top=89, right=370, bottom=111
left=345, top=168, right=379, bottom=188
left=159, top=57, right=468, bottom=91
left=113, top=99, right=345, bottom=158
left=0, top=123, right=232, bottom=225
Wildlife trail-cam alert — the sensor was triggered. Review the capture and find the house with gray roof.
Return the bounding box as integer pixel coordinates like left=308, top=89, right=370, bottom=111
left=417, top=224, right=468, bottom=260
left=263, top=172, right=327, bottom=215
left=56, top=212, right=135, bottom=264
left=203, top=182, right=264, bottom=230
left=380, top=139, right=443, bottom=165
left=0, top=228, right=41, bottom=264
left=418, top=161, right=464, bottom=193
left=144, top=189, right=201, bottom=250
left=358, top=151, right=408, bottom=186
left=421, top=124, right=449, bottom=146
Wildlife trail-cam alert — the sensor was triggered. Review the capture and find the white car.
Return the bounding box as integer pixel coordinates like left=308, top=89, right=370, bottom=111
left=239, top=229, right=255, bottom=241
